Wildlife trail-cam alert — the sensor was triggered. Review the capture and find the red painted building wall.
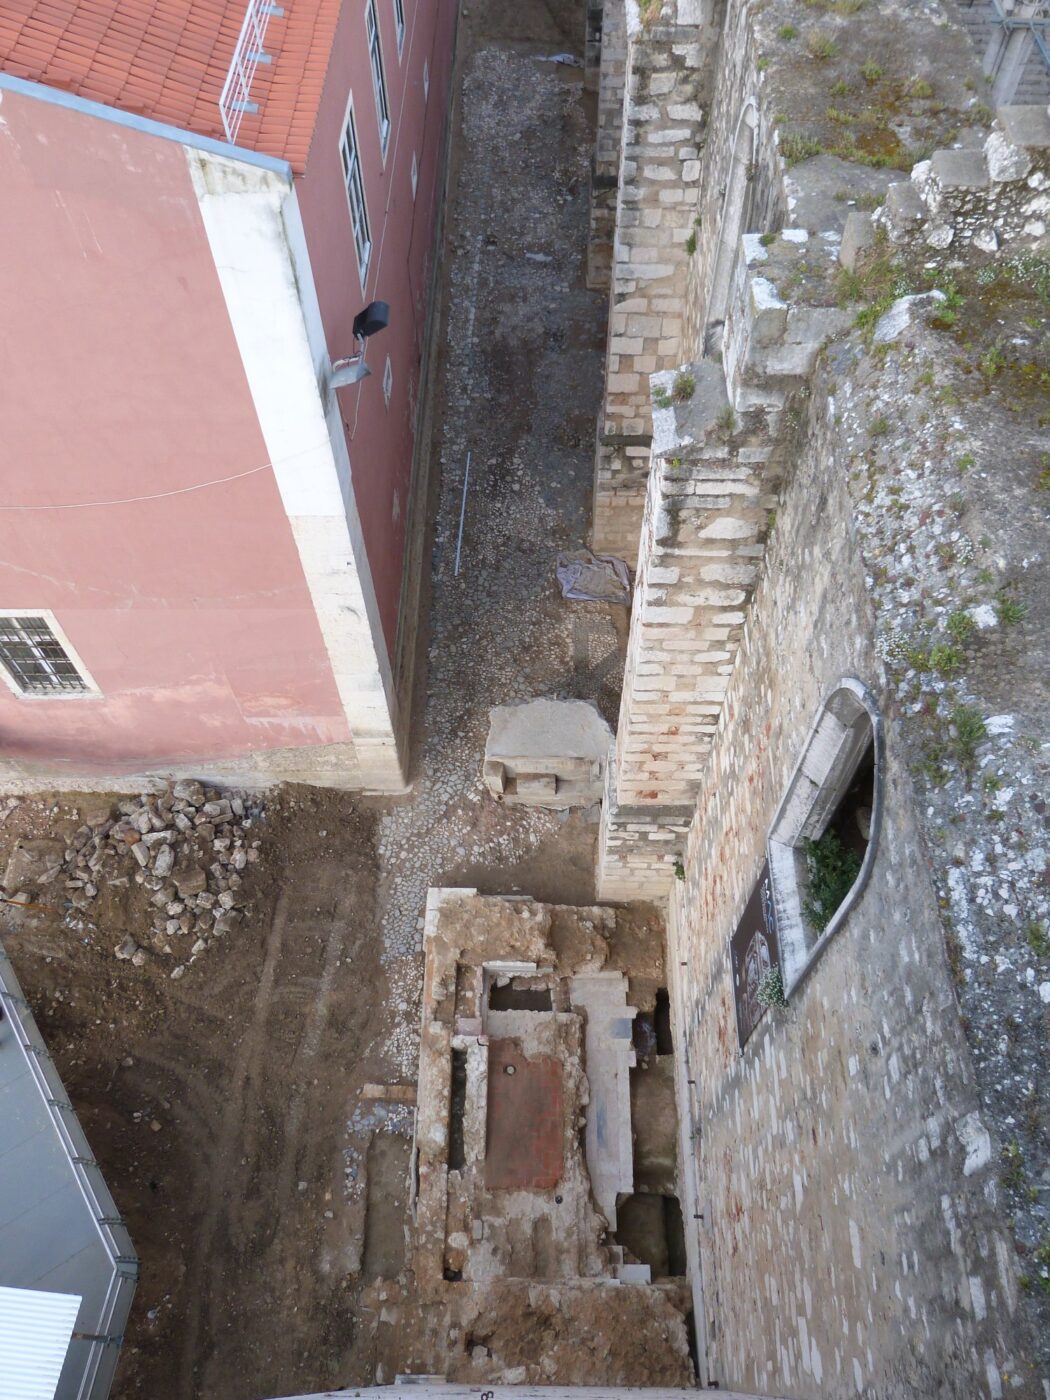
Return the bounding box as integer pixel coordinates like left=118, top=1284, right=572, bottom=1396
left=0, top=90, right=350, bottom=774
left=296, top=0, right=458, bottom=658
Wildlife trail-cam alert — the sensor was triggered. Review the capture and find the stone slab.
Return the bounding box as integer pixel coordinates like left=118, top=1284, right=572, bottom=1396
left=484, top=699, right=614, bottom=808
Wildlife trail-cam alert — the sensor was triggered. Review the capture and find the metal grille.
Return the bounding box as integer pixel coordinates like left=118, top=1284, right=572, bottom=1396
left=0, top=616, right=88, bottom=694
left=218, top=0, right=286, bottom=145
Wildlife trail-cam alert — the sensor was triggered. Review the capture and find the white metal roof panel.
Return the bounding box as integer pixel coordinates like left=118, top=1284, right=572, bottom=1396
left=0, top=1285, right=81, bottom=1400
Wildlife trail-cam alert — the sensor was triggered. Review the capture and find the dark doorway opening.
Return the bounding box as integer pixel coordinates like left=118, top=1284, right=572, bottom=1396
left=448, top=1047, right=467, bottom=1171
left=614, top=1192, right=687, bottom=1278
left=488, top=980, right=553, bottom=1012
left=654, top=987, right=673, bottom=1055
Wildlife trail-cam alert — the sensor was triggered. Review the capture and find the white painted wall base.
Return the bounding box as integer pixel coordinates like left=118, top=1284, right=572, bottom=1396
left=186, top=149, right=407, bottom=792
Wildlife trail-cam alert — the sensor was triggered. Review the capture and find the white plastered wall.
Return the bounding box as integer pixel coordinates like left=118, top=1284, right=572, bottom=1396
left=185, top=148, right=406, bottom=791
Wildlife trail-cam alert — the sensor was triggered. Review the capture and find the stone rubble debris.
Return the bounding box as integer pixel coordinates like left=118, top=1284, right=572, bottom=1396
left=2, top=781, right=263, bottom=972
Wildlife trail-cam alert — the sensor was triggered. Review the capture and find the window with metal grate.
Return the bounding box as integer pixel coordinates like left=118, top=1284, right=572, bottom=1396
left=0, top=615, right=90, bottom=695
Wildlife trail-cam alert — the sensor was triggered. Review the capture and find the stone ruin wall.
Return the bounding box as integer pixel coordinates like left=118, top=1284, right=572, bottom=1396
left=663, top=371, right=1039, bottom=1399
left=585, top=0, right=1050, bottom=1387
left=678, top=0, right=784, bottom=359
left=591, top=0, right=720, bottom=564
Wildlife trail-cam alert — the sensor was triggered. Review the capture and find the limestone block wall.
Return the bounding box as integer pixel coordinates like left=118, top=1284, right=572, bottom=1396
left=587, top=0, right=627, bottom=290
left=680, top=0, right=784, bottom=358
left=585, top=0, right=605, bottom=91
left=665, top=380, right=1036, bottom=1399
left=591, top=0, right=719, bottom=564
left=611, top=365, right=776, bottom=812
left=597, top=218, right=851, bottom=901
left=597, top=772, right=694, bottom=901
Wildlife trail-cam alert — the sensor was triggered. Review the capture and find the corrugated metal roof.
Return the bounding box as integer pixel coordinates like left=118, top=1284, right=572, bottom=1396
left=0, top=1286, right=81, bottom=1400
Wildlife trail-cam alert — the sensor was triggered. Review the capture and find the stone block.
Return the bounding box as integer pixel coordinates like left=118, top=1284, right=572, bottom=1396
left=839, top=211, right=875, bottom=271
left=930, top=148, right=990, bottom=191
left=885, top=181, right=925, bottom=224
left=996, top=105, right=1050, bottom=153
left=483, top=699, right=613, bottom=809
left=985, top=130, right=1033, bottom=184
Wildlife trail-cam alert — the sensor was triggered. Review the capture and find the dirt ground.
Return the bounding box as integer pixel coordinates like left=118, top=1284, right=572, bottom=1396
left=1, top=785, right=392, bottom=1399
left=0, top=1, right=689, bottom=1396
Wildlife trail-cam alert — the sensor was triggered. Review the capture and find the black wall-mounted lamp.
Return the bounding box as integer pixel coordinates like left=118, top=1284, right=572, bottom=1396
left=329, top=300, right=390, bottom=389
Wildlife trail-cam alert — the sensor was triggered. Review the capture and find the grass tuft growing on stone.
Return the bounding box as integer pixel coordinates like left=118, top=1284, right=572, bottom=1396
left=672, top=371, right=696, bottom=403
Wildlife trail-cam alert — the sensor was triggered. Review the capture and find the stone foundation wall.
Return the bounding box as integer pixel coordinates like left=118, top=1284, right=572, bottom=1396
left=591, top=0, right=719, bottom=564
left=587, top=0, right=626, bottom=290
left=681, top=0, right=783, bottom=357
left=0, top=741, right=365, bottom=797
left=612, top=371, right=777, bottom=811
left=597, top=760, right=693, bottom=902
left=665, top=377, right=1038, bottom=1398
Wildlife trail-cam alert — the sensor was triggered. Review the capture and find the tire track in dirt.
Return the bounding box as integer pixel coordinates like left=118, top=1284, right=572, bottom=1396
left=176, top=884, right=289, bottom=1400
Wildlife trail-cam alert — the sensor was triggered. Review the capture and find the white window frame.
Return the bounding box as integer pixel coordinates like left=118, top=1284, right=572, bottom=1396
left=410, top=150, right=418, bottom=200
left=393, top=0, right=406, bottom=56
left=382, top=355, right=394, bottom=407
left=0, top=609, right=102, bottom=700
left=339, top=98, right=372, bottom=288
left=366, top=0, right=391, bottom=157
left=423, top=57, right=429, bottom=101
left=767, top=678, right=883, bottom=997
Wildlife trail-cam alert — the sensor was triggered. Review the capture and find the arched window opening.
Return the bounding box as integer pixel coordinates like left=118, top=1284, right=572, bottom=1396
left=767, top=680, right=883, bottom=996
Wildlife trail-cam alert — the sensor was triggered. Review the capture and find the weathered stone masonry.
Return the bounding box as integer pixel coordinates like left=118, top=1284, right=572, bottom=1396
left=591, top=0, right=718, bottom=564
left=587, top=0, right=1050, bottom=1389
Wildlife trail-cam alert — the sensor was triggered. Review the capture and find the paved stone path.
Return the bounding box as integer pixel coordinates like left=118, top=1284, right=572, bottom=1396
left=345, top=19, right=624, bottom=1198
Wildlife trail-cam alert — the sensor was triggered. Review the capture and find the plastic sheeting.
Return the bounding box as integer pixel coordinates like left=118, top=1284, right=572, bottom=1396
left=556, top=550, right=631, bottom=605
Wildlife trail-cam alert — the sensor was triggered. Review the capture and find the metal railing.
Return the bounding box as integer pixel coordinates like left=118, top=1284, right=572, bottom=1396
left=967, top=0, right=1050, bottom=101
left=219, top=0, right=286, bottom=145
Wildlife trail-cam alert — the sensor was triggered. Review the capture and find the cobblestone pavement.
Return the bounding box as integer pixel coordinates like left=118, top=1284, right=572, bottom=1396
left=370, top=33, right=622, bottom=1085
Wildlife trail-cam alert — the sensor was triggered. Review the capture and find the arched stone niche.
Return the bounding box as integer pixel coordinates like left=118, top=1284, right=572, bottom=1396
left=767, top=678, right=884, bottom=996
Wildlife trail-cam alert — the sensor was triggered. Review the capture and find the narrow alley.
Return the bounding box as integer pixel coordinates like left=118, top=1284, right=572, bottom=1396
left=0, top=3, right=675, bottom=1397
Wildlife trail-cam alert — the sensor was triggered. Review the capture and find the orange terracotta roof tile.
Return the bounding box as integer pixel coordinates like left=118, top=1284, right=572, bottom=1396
left=0, top=0, right=341, bottom=169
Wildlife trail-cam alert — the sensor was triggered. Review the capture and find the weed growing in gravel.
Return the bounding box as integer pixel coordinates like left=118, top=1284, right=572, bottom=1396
left=947, top=610, right=975, bottom=646
left=780, top=132, right=822, bottom=164
left=807, top=31, right=836, bottom=58
left=997, top=593, right=1027, bottom=625
left=1001, top=1140, right=1025, bottom=1190
left=949, top=704, right=987, bottom=765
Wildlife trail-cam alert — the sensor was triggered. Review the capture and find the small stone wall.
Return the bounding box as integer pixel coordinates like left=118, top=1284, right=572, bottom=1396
left=875, top=104, right=1050, bottom=252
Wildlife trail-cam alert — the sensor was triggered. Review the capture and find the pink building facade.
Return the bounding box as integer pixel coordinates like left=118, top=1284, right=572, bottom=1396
left=0, top=0, right=457, bottom=792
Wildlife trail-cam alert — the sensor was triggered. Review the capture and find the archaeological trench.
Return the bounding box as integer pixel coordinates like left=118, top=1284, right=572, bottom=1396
left=2, top=1, right=1049, bottom=1399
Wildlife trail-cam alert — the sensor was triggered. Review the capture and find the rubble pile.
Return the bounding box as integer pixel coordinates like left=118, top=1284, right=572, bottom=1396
left=2, top=780, right=263, bottom=976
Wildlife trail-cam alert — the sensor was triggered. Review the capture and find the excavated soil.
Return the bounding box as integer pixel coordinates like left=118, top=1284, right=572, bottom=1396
left=1, top=785, right=392, bottom=1400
